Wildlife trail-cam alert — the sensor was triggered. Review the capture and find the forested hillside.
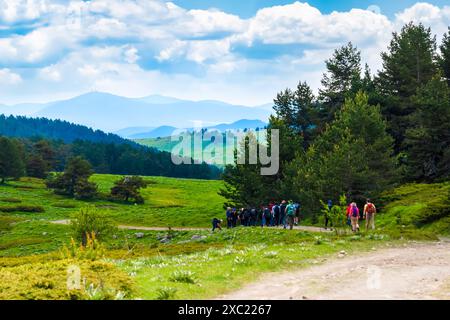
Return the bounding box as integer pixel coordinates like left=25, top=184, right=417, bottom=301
left=0, top=116, right=222, bottom=180
left=0, top=115, right=127, bottom=144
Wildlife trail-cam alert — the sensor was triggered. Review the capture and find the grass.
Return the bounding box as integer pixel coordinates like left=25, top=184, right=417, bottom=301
left=0, top=175, right=225, bottom=227
left=118, top=227, right=398, bottom=299
left=377, top=182, right=450, bottom=236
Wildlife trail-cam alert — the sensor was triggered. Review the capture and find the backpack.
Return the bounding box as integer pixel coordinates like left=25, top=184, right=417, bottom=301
left=264, top=208, right=271, bottom=218
left=351, top=206, right=359, bottom=217
left=367, top=203, right=375, bottom=214
left=287, top=205, right=295, bottom=217
left=273, top=205, right=280, bottom=214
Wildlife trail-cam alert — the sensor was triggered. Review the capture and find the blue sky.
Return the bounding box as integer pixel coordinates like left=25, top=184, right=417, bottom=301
left=171, top=0, right=450, bottom=18
left=0, top=0, right=449, bottom=105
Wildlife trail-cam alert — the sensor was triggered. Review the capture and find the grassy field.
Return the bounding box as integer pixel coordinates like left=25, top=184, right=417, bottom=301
left=0, top=175, right=448, bottom=299
left=0, top=175, right=225, bottom=227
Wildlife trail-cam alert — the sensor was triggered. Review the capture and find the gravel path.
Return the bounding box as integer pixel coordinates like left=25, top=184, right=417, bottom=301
left=219, top=240, right=450, bottom=300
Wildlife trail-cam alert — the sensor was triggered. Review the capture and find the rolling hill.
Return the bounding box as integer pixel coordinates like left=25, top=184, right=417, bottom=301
left=1, top=92, right=272, bottom=132
left=122, top=119, right=268, bottom=139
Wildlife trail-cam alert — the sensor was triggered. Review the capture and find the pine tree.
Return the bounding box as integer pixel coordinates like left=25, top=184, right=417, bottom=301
left=440, top=27, right=450, bottom=86
left=110, top=176, right=149, bottom=204
left=0, top=137, right=25, bottom=183
left=219, top=132, right=266, bottom=208
left=286, top=92, right=396, bottom=214
left=273, top=81, right=321, bottom=148
left=319, top=42, right=362, bottom=122
left=376, top=22, right=439, bottom=152
left=405, top=75, right=450, bottom=181
left=46, top=156, right=95, bottom=197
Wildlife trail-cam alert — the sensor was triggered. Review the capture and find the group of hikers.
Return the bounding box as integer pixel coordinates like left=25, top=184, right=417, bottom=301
left=212, top=199, right=377, bottom=233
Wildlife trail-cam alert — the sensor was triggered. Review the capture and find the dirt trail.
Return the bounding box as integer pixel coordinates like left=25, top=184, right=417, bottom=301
left=50, top=219, right=331, bottom=233
left=219, top=240, right=450, bottom=300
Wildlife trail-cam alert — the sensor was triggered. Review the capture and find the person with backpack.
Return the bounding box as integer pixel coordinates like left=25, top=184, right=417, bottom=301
left=285, top=201, right=296, bottom=230
left=232, top=207, right=238, bottom=227
left=226, top=207, right=233, bottom=228
left=294, top=202, right=300, bottom=226
left=272, top=203, right=280, bottom=226
left=250, top=207, right=257, bottom=226
left=325, top=199, right=333, bottom=230
left=243, top=207, right=251, bottom=226
left=363, top=199, right=377, bottom=230
left=212, top=218, right=222, bottom=232
left=263, top=206, right=271, bottom=227
left=238, top=208, right=245, bottom=226
left=279, top=200, right=287, bottom=228
left=349, top=202, right=360, bottom=232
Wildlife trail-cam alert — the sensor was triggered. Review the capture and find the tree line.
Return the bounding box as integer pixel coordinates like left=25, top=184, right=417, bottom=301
left=220, top=23, right=450, bottom=218
left=0, top=136, right=221, bottom=183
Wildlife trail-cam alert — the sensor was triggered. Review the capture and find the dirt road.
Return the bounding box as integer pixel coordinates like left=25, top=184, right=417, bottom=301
left=50, top=219, right=331, bottom=233
left=219, top=240, right=450, bottom=300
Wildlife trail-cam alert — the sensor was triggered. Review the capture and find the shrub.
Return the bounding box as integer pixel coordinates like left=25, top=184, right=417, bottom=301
left=0, top=205, right=45, bottom=213
left=0, top=216, right=21, bottom=231
left=70, top=207, right=117, bottom=246
left=110, top=176, right=149, bottom=204
left=0, top=197, right=21, bottom=203
left=169, top=270, right=196, bottom=284
left=61, top=233, right=106, bottom=261
left=156, top=287, right=178, bottom=300
left=0, top=259, right=134, bottom=300
left=74, top=180, right=98, bottom=200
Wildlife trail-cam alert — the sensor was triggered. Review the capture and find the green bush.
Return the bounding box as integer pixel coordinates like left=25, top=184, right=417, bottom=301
left=169, top=270, right=197, bottom=284
left=0, top=205, right=45, bottom=213
left=156, top=287, right=178, bottom=300
left=70, top=207, right=117, bottom=246
left=0, top=197, right=21, bottom=203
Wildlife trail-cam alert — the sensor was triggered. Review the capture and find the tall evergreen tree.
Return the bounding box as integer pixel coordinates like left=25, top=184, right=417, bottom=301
left=376, top=22, right=439, bottom=152
left=440, top=27, right=450, bottom=86
left=46, top=156, right=95, bottom=197
left=0, top=137, right=25, bottom=183
left=319, top=42, right=362, bottom=122
left=273, top=81, right=320, bottom=148
left=405, top=75, right=450, bottom=181
left=219, top=132, right=266, bottom=208
left=285, top=92, right=396, bottom=214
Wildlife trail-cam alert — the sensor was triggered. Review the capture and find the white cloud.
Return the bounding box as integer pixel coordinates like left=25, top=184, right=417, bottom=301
left=0, top=68, right=22, bottom=84
left=1, top=1, right=450, bottom=105
left=396, top=2, right=450, bottom=38
left=0, top=0, right=50, bottom=23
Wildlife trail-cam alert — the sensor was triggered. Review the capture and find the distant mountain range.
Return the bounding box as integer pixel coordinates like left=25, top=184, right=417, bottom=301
left=119, top=119, right=268, bottom=139
left=0, top=92, right=272, bottom=133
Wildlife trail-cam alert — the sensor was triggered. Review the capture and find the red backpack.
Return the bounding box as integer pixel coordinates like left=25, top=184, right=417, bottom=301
left=367, top=203, right=375, bottom=214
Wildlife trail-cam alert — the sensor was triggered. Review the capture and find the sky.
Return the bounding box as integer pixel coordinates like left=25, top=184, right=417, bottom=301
left=0, top=0, right=449, bottom=106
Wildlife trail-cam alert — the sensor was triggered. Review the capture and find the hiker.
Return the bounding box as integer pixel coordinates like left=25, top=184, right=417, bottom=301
left=363, top=199, right=377, bottom=230
left=238, top=208, right=245, bottom=226
left=232, top=207, right=238, bottom=227
left=279, top=200, right=287, bottom=228
left=250, top=207, right=257, bottom=226
left=263, top=206, right=271, bottom=227
left=226, top=207, right=233, bottom=228
left=285, top=201, right=296, bottom=230
left=212, top=218, right=222, bottom=232
left=294, top=202, right=300, bottom=226
left=325, top=199, right=333, bottom=230
left=244, top=207, right=251, bottom=226
left=349, top=202, right=360, bottom=232
left=272, top=203, right=280, bottom=226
